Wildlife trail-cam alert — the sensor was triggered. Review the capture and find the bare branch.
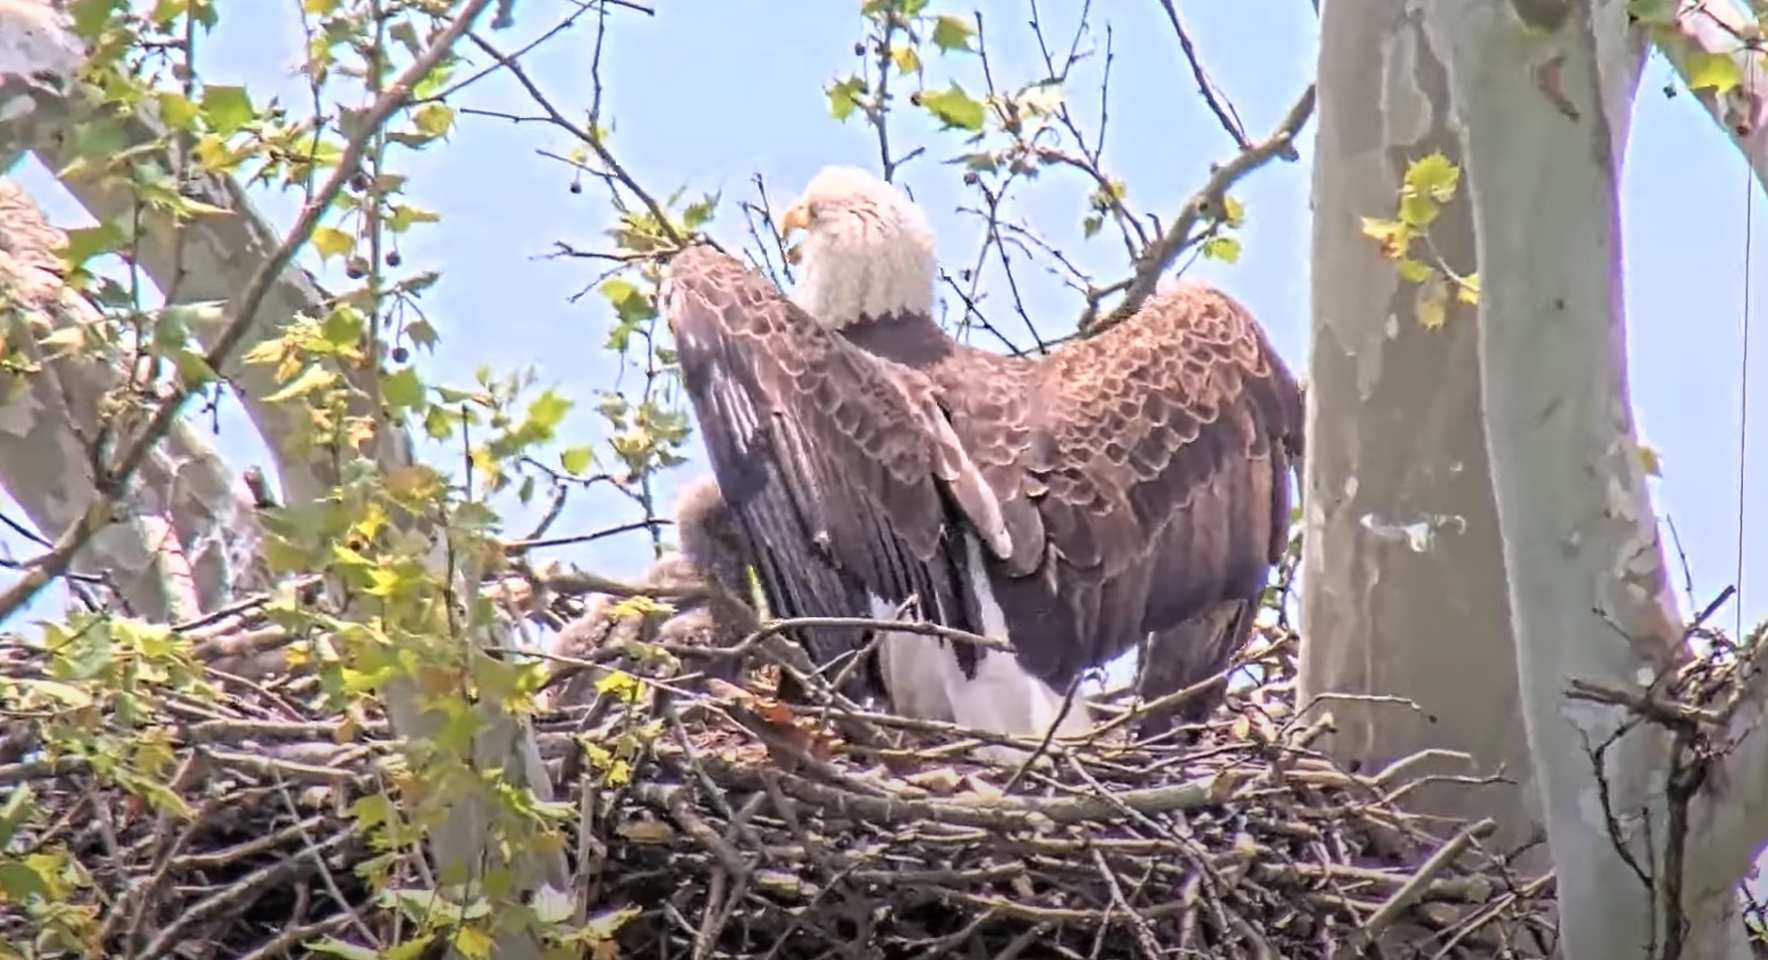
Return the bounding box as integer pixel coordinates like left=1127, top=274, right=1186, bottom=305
left=1084, top=83, right=1316, bottom=333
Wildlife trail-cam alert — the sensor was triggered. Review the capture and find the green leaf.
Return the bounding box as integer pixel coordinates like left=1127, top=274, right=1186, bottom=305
left=1359, top=216, right=1413, bottom=259
left=525, top=389, right=574, bottom=435
left=1398, top=194, right=1439, bottom=228
left=311, top=225, right=354, bottom=262
left=318, top=308, right=360, bottom=350
left=681, top=193, right=718, bottom=232
left=1416, top=276, right=1451, bottom=330
left=171, top=347, right=216, bottom=388
left=404, top=318, right=440, bottom=350
left=825, top=76, right=866, bottom=121
left=890, top=43, right=921, bottom=75
left=200, top=84, right=255, bottom=136
left=306, top=938, right=380, bottom=960
left=60, top=222, right=127, bottom=269
left=0, top=860, right=51, bottom=901
left=919, top=82, right=985, bottom=132
left=263, top=365, right=338, bottom=404
left=156, top=91, right=200, bottom=130
left=382, top=366, right=426, bottom=410
left=423, top=405, right=455, bottom=440
left=1402, top=152, right=1460, bottom=203
left=600, top=277, right=656, bottom=326
left=386, top=203, right=441, bottom=233
left=1200, top=235, right=1240, bottom=263
left=1638, top=443, right=1664, bottom=477
left=36, top=326, right=89, bottom=354
left=68, top=0, right=128, bottom=40
left=1683, top=50, right=1743, bottom=95
left=931, top=14, right=977, bottom=52
left=560, top=445, right=595, bottom=476
left=1395, top=257, right=1434, bottom=283
left=1082, top=213, right=1102, bottom=239
left=1455, top=271, right=1481, bottom=305
left=412, top=102, right=455, bottom=139
left=1626, top=0, right=1676, bottom=24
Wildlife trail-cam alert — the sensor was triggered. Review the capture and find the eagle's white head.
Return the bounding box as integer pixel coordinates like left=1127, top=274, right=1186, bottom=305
left=778, top=165, right=937, bottom=329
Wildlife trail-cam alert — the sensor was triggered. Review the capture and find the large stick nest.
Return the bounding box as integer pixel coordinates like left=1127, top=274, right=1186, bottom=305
left=0, top=607, right=1561, bottom=960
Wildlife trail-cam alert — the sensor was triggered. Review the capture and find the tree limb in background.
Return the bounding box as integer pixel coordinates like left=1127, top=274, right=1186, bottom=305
left=1648, top=0, right=1768, bottom=189
left=0, top=179, right=267, bottom=625
left=0, top=4, right=568, bottom=957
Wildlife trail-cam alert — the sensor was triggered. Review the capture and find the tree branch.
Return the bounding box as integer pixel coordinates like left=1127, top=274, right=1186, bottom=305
left=0, top=179, right=266, bottom=623
left=1082, top=83, right=1316, bottom=333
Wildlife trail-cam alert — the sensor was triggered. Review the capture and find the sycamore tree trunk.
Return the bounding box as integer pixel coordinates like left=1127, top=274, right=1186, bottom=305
left=0, top=3, right=563, bottom=958
left=1310, top=0, right=1768, bottom=955
left=1298, top=0, right=1538, bottom=862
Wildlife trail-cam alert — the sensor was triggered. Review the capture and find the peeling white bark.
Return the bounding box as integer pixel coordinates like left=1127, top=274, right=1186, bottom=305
left=0, top=178, right=264, bottom=623
left=0, top=0, right=79, bottom=165
left=1300, top=0, right=1539, bottom=862
left=1420, top=2, right=1749, bottom=957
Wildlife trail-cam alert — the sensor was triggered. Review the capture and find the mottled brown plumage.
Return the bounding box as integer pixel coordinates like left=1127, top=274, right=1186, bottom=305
left=839, top=284, right=1300, bottom=730
left=663, top=165, right=1302, bottom=741
left=662, top=245, right=1009, bottom=705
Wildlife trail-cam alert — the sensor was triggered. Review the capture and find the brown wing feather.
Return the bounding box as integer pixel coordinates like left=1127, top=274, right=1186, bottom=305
left=941, top=282, right=1302, bottom=692
left=662, top=245, right=1010, bottom=687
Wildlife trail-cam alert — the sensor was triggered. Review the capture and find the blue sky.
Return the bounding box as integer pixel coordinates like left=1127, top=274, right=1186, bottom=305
left=5, top=0, right=1764, bottom=648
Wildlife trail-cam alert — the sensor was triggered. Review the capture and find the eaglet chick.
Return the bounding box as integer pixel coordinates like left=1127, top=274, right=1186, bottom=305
left=548, top=474, right=760, bottom=708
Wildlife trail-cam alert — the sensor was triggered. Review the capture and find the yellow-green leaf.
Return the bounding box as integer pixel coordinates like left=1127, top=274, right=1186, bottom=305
left=1638, top=443, right=1664, bottom=477
left=931, top=14, right=976, bottom=52
left=890, top=43, right=921, bottom=75
left=311, top=225, right=354, bottom=262
left=825, top=76, right=866, bottom=122
left=1683, top=50, right=1743, bottom=95
left=1455, top=271, right=1481, bottom=305
left=1416, top=275, right=1451, bottom=330
left=560, top=445, right=595, bottom=475
left=1403, top=152, right=1460, bottom=203
left=36, top=326, right=89, bottom=354
left=200, top=84, right=255, bottom=136
left=156, top=91, right=200, bottom=130
left=1398, top=193, right=1440, bottom=228
left=382, top=366, right=426, bottom=410
left=452, top=926, right=494, bottom=960
left=1395, top=257, right=1434, bottom=283
left=1220, top=194, right=1245, bottom=228
left=919, top=82, right=985, bottom=132
left=263, top=365, right=338, bottom=403
left=60, top=222, right=127, bottom=268
left=413, top=102, right=455, bottom=139
left=1201, top=235, right=1240, bottom=263
left=1359, top=217, right=1413, bottom=259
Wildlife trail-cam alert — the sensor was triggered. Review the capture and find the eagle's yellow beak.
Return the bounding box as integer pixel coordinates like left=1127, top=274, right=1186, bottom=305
left=779, top=199, right=809, bottom=265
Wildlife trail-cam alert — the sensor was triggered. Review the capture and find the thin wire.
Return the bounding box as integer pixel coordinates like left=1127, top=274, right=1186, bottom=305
left=1735, top=51, right=1756, bottom=642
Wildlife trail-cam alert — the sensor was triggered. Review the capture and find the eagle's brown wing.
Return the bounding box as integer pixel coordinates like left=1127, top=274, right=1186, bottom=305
left=661, top=244, right=1010, bottom=688
left=957, top=282, right=1303, bottom=692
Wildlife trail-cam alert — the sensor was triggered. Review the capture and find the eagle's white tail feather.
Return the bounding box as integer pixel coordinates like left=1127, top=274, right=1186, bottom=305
left=870, top=531, right=1095, bottom=769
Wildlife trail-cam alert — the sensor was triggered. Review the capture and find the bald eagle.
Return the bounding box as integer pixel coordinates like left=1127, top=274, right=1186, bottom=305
left=660, top=166, right=1302, bottom=755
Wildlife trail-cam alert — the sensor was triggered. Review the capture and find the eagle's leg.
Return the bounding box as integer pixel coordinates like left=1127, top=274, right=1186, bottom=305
left=1132, top=599, right=1256, bottom=740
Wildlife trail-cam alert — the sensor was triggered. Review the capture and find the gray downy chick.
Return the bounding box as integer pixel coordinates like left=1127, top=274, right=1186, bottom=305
left=549, top=474, right=760, bottom=708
